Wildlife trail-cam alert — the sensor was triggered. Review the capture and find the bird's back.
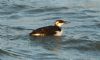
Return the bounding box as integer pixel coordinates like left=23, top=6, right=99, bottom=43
left=30, top=26, right=61, bottom=36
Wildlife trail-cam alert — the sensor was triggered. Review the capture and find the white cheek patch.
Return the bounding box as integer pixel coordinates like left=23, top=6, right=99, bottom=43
left=56, top=23, right=64, bottom=27
left=54, top=31, right=63, bottom=36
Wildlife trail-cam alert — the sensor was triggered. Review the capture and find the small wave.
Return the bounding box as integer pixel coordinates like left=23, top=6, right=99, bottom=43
left=76, top=15, right=97, bottom=19
left=82, top=10, right=100, bottom=13
left=0, top=24, right=32, bottom=30
left=8, top=15, right=21, bottom=19
left=75, top=24, right=98, bottom=29
left=43, top=17, right=61, bottom=21
left=23, top=7, right=68, bottom=14
left=44, top=12, right=78, bottom=16
left=0, top=24, right=8, bottom=27
left=0, top=4, right=32, bottom=16
left=62, top=39, right=100, bottom=51
left=95, top=23, right=100, bottom=28
left=62, top=39, right=92, bottom=45
left=0, top=49, right=18, bottom=57
left=0, top=11, right=15, bottom=15
left=0, top=49, right=34, bottom=60
left=11, top=27, right=27, bottom=30
left=11, top=27, right=33, bottom=30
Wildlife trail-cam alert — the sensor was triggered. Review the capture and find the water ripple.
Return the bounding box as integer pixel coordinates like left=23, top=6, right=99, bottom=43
left=0, top=0, right=100, bottom=60
left=23, top=7, right=68, bottom=14
left=62, top=39, right=100, bottom=51
left=82, top=10, right=100, bottom=13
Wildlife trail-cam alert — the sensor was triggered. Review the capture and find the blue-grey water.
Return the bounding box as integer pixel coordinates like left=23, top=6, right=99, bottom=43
left=0, top=0, right=100, bottom=60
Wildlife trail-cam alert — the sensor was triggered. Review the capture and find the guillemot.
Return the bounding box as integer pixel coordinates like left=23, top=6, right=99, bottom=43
left=30, top=20, right=69, bottom=36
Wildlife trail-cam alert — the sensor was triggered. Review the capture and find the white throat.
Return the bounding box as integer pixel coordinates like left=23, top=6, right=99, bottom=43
left=55, top=22, right=64, bottom=27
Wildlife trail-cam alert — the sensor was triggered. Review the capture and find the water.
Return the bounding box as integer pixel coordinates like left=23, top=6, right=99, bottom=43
left=0, top=0, right=100, bottom=60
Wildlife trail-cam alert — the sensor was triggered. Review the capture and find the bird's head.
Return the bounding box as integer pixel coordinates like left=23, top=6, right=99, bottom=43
left=55, top=19, right=70, bottom=27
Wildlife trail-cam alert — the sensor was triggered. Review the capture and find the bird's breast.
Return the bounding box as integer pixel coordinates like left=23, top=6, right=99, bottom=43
left=54, top=30, right=63, bottom=36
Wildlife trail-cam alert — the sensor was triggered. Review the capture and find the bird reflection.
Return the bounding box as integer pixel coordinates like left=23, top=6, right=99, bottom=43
left=29, top=36, right=62, bottom=51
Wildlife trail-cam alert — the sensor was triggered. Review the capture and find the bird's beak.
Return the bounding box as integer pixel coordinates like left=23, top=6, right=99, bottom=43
left=64, top=21, right=70, bottom=24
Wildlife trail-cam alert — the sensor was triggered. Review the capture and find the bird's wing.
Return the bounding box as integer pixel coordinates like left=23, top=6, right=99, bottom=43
left=30, top=26, right=60, bottom=35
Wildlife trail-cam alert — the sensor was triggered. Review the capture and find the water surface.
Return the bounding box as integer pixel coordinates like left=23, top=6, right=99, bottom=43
left=0, top=0, right=100, bottom=60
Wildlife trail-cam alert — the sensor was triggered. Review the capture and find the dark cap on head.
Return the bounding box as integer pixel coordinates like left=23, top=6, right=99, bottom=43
left=56, top=20, right=65, bottom=23
left=56, top=19, right=70, bottom=24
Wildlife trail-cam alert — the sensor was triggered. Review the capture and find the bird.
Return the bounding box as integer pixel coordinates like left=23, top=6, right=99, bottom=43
left=29, top=19, right=69, bottom=37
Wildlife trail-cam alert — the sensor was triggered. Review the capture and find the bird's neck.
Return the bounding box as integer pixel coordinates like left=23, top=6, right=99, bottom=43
left=54, top=24, right=61, bottom=28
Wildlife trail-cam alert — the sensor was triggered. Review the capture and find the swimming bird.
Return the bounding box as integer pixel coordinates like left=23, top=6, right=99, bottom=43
left=30, top=20, right=69, bottom=37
